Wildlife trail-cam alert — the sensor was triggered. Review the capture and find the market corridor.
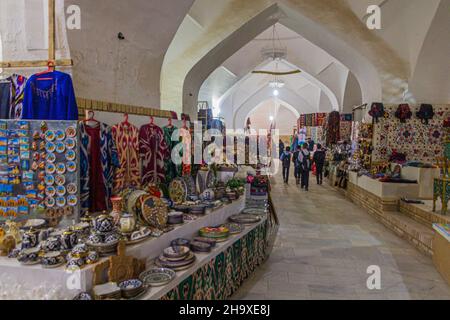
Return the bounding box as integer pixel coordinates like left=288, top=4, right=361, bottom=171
left=233, top=171, right=450, bottom=300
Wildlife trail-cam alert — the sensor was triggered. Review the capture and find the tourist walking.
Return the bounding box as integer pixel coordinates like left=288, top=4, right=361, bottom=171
left=298, top=143, right=311, bottom=191
left=280, top=146, right=292, bottom=184
left=313, top=144, right=326, bottom=185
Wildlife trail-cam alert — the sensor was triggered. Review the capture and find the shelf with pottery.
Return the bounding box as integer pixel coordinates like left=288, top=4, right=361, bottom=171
left=0, top=197, right=246, bottom=299
left=137, top=216, right=267, bottom=300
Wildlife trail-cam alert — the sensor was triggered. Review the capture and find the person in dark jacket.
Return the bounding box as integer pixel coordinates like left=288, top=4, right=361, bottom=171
left=313, top=144, right=326, bottom=185
left=307, top=138, right=315, bottom=152
left=298, top=143, right=311, bottom=191
left=280, top=146, right=291, bottom=184
left=292, top=145, right=301, bottom=185
left=279, top=139, right=285, bottom=159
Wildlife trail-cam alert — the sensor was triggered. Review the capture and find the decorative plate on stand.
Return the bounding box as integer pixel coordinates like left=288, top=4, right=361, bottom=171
left=205, top=170, right=216, bottom=188
left=169, top=178, right=187, bottom=204
left=183, top=175, right=197, bottom=198
left=140, top=196, right=168, bottom=229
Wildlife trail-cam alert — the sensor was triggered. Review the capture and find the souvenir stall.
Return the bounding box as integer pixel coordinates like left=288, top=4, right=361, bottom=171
left=297, top=113, right=326, bottom=147
left=345, top=103, right=449, bottom=257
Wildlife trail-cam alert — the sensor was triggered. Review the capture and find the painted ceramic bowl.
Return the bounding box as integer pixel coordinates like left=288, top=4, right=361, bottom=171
left=55, top=175, right=66, bottom=186
left=65, top=138, right=76, bottom=150
left=42, top=237, right=62, bottom=252
left=73, top=292, right=92, bottom=300
left=66, top=255, right=85, bottom=270
left=45, top=130, right=56, bottom=141
left=41, top=251, right=65, bottom=268
left=93, top=214, right=114, bottom=233
left=71, top=243, right=89, bottom=257
left=170, top=238, right=190, bottom=248
left=67, top=161, right=77, bottom=173
left=55, top=141, right=66, bottom=153
left=56, top=163, right=66, bottom=174
left=167, top=211, right=184, bottom=225
left=55, top=130, right=65, bottom=141
left=45, top=163, right=56, bottom=174
left=118, top=279, right=144, bottom=299
left=17, top=247, right=41, bottom=265
left=61, top=230, right=79, bottom=250
left=104, top=232, right=120, bottom=244
left=163, top=245, right=190, bottom=260
left=87, top=232, right=104, bottom=244
left=56, top=196, right=66, bottom=207
left=46, top=153, right=56, bottom=163
left=190, top=240, right=212, bottom=253
left=45, top=175, right=55, bottom=186
left=67, top=195, right=78, bottom=206
left=67, top=183, right=78, bottom=195
left=86, top=251, right=99, bottom=264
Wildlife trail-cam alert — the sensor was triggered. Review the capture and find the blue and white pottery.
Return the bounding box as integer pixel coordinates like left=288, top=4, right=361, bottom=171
left=104, top=232, right=120, bottom=244
left=119, top=279, right=143, bottom=290
left=71, top=243, right=88, bottom=257
left=21, top=229, right=39, bottom=249
left=42, top=237, right=61, bottom=252
left=88, top=232, right=103, bottom=244
left=41, top=251, right=64, bottom=267
left=17, top=247, right=41, bottom=264
left=86, top=251, right=99, bottom=264
left=61, top=230, right=78, bottom=250
left=93, top=215, right=114, bottom=233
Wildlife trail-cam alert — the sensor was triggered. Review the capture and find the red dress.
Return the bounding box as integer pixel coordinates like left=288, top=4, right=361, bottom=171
left=86, top=126, right=107, bottom=212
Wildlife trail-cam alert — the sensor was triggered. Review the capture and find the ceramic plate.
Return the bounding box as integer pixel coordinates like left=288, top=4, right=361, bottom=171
left=65, top=138, right=76, bottom=150
left=56, top=196, right=66, bottom=207
left=55, top=175, right=66, bottom=186
left=23, top=218, right=46, bottom=229
left=46, top=153, right=56, bottom=163
left=55, top=130, right=65, bottom=141
left=56, top=141, right=66, bottom=154
left=45, top=175, right=55, bottom=186
left=67, top=161, right=77, bottom=173
left=45, top=197, right=56, bottom=208
left=66, top=126, right=77, bottom=138
left=45, top=186, right=56, bottom=197
left=220, top=222, right=244, bottom=235
left=163, top=245, right=190, bottom=260
left=229, top=214, right=261, bottom=225
left=139, top=268, right=175, bottom=287
left=56, top=185, right=66, bottom=196
left=67, top=183, right=77, bottom=194
left=65, top=149, right=76, bottom=161
left=242, top=207, right=267, bottom=215
left=56, top=163, right=66, bottom=174
left=67, top=195, right=78, bottom=206
left=45, top=130, right=55, bottom=142
left=45, top=142, right=56, bottom=153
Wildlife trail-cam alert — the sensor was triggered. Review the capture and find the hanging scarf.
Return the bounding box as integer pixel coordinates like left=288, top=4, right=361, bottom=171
left=369, top=103, right=385, bottom=123
left=416, top=104, right=434, bottom=125
left=395, top=104, right=412, bottom=123
left=112, top=122, right=141, bottom=193
left=326, top=111, right=340, bottom=146
left=9, top=74, right=27, bottom=119
left=139, top=123, right=169, bottom=186
left=163, top=125, right=182, bottom=182
left=79, top=122, right=119, bottom=213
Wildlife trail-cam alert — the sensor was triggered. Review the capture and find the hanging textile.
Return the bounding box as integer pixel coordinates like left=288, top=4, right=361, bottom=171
left=80, top=122, right=119, bottom=213
left=316, top=113, right=327, bottom=127
left=180, top=127, right=192, bottom=175
left=163, top=125, right=182, bottom=182
left=9, top=74, right=27, bottom=119
left=139, top=123, right=169, bottom=186
left=0, top=81, right=10, bottom=119
left=326, top=111, right=341, bottom=146
left=22, top=71, right=78, bottom=120
left=112, top=122, right=141, bottom=193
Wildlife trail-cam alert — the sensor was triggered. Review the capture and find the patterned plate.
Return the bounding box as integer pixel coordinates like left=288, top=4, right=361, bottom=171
left=169, top=178, right=187, bottom=204
left=229, top=214, right=261, bottom=225
left=205, top=170, right=216, bottom=188
left=220, top=222, right=244, bottom=235
left=66, top=126, right=77, bottom=138
left=139, top=268, right=175, bottom=287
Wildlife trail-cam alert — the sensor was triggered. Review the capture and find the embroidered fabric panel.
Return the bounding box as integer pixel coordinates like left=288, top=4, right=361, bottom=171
left=372, top=104, right=449, bottom=164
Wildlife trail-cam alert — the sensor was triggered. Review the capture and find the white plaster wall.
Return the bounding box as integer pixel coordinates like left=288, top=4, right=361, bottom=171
left=0, top=0, right=71, bottom=77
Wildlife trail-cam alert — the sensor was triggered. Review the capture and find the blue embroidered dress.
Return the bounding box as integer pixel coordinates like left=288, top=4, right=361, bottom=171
left=22, top=71, right=78, bottom=120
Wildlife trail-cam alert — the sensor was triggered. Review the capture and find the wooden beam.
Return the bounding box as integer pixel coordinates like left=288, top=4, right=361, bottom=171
left=77, top=98, right=175, bottom=119
left=0, top=59, right=73, bottom=68
left=48, top=0, right=56, bottom=61
left=252, top=70, right=301, bottom=76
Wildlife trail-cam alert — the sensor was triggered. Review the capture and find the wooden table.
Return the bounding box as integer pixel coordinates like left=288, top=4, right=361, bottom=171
left=432, top=224, right=450, bottom=286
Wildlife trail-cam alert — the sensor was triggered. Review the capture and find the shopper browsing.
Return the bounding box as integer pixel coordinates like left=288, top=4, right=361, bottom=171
left=313, top=144, right=326, bottom=185
left=292, top=145, right=301, bottom=185
left=298, top=143, right=311, bottom=191
left=280, top=146, right=292, bottom=184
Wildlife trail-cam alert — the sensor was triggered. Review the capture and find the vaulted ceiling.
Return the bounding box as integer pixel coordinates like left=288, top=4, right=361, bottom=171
left=1, top=0, right=449, bottom=126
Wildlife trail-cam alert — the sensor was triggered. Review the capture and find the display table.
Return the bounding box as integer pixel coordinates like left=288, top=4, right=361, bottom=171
left=146, top=218, right=267, bottom=300
left=432, top=224, right=450, bottom=285
left=400, top=166, right=440, bottom=199
left=433, top=177, right=450, bottom=215
left=348, top=171, right=419, bottom=200
left=0, top=197, right=246, bottom=300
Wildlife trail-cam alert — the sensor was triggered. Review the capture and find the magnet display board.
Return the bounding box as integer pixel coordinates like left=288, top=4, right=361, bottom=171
left=0, top=120, right=80, bottom=227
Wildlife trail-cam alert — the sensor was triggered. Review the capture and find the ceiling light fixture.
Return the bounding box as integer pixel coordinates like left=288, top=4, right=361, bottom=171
left=269, top=116, right=274, bottom=121
left=273, top=89, right=279, bottom=97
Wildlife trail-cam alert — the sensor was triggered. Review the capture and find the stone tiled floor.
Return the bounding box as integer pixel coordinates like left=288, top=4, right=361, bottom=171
left=232, top=172, right=450, bottom=300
